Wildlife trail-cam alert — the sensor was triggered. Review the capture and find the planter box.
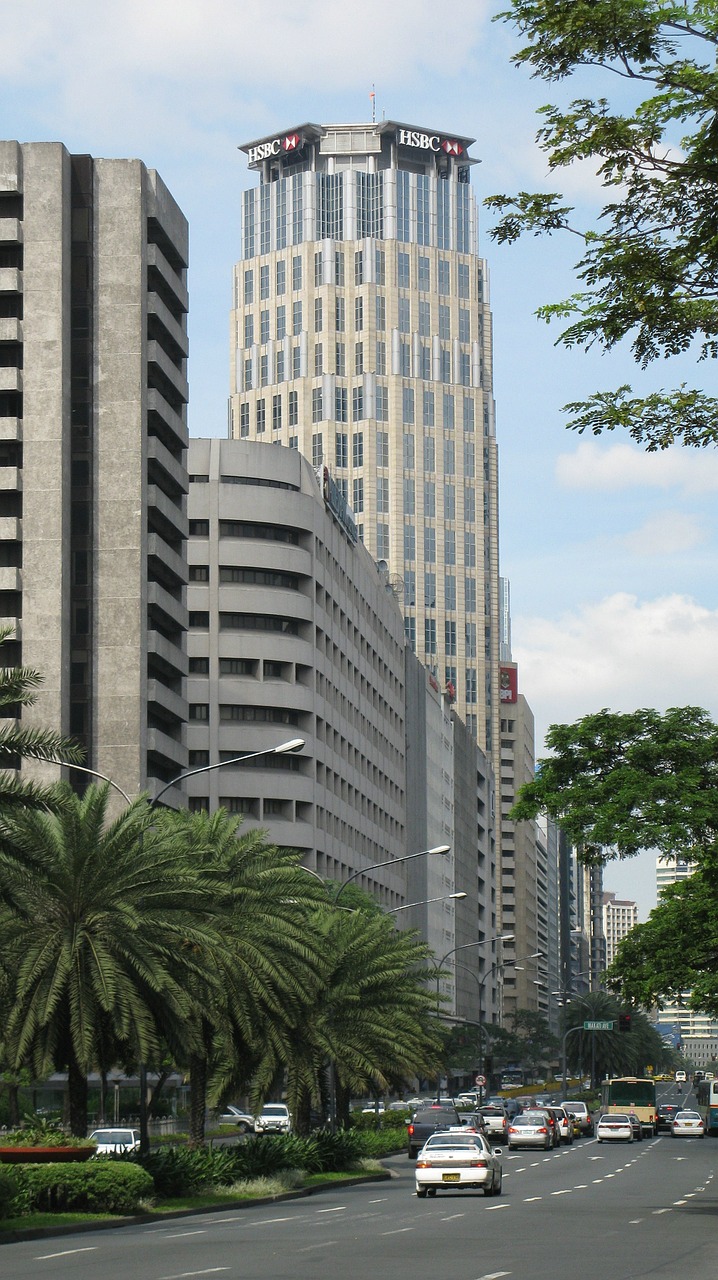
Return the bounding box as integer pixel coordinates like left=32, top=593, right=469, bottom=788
left=0, top=1145, right=95, bottom=1164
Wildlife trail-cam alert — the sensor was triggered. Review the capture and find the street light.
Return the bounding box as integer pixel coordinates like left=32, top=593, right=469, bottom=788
left=334, top=844, right=450, bottom=905
left=389, top=891, right=467, bottom=915
left=434, top=934, right=514, bottom=1101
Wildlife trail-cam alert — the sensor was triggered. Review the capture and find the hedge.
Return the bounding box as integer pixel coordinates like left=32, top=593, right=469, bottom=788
left=14, top=1161, right=153, bottom=1215
left=0, top=1166, right=21, bottom=1219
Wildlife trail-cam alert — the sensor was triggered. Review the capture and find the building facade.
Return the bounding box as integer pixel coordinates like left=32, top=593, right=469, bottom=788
left=602, top=891, right=638, bottom=968
left=0, top=141, right=188, bottom=805
left=186, top=437, right=411, bottom=904
left=654, top=857, right=718, bottom=1048
left=230, top=120, right=500, bottom=758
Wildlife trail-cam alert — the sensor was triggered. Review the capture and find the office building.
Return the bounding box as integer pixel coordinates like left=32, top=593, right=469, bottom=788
left=654, top=857, right=718, bottom=1047
left=602, top=891, right=638, bottom=967
left=185, top=437, right=411, bottom=904
left=0, top=141, right=189, bottom=805
left=230, top=120, right=500, bottom=757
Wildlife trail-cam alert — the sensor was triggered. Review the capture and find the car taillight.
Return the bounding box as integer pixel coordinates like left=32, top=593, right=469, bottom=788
left=416, top=1160, right=430, bottom=1168
left=538, top=1126, right=547, bottom=1133
left=508, top=1126, right=518, bottom=1133
left=408, top=1125, right=414, bottom=1136
left=468, top=1160, right=488, bottom=1168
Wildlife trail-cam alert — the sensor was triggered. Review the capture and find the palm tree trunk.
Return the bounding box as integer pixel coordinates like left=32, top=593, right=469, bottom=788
left=188, top=1052, right=207, bottom=1147
left=67, top=1051, right=88, bottom=1137
left=335, top=1079, right=352, bottom=1129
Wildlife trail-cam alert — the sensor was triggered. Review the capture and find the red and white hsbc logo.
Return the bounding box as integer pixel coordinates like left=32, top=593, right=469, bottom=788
left=397, top=129, right=463, bottom=156
left=248, top=134, right=302, bottom=164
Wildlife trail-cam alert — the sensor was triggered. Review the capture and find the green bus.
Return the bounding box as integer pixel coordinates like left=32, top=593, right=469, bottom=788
left=601, top=1077, right=657, bottom=1136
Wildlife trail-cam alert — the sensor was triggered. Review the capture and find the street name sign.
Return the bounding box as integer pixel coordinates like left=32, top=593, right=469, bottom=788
left=584, top=1019, right=615, bottom=1031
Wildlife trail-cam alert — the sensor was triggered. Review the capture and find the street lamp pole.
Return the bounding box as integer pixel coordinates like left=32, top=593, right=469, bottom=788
left=434, top=934, right=514, bottom=1101
left=388, top=891, right=466, bottom=915
left=333, top=844, right=450, bottom=906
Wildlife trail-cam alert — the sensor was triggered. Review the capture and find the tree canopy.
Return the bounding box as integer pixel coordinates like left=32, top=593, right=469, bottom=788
left=509, top=705, right=718, bottom=865
left=487, top=0, right=718, bottom=449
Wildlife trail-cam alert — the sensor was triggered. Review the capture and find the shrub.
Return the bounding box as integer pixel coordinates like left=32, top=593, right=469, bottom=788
left=225, top=1134, right=310, bottom=1180
left=133, top=1147, right=234, bottom=1199
left=307, top=1129, right=364, bottom=1172
left=0, top=1118, right=92, bottom=1148
left=356, top=1128, right=408, bottom=1158
left=14, top=1162, right=153, bottom=1214
left=0, top=1166, right=23, bottom=1219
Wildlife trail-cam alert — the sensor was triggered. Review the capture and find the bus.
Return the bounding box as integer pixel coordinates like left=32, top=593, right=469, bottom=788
left=601, top=1077, right=657, bottom=1136
left=500, top=1068, right=524, bottom=1091
left=695, top=1077, right=718, bottom=1135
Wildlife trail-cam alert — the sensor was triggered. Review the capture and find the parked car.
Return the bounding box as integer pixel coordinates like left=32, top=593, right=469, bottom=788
left=671, top=1110, right=705, bottom=1138
left=507, top=1110, right=553, bottom=1150
left=217, top=1104, right=255, bottom=1133
left=89, top=1127, right=141, bottom=1155
left=596, top=1113, right=634, bottom=1143
left=254, top=1103, right=291, bottom=1134
left=415, top=1130, right=503, bottom=1198
left=656, top=1103, right=680, bottom=1133
left=561, top=1100, right=594, bottom=1137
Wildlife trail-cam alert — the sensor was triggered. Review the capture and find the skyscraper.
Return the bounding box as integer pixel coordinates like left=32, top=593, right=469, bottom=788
left=0, top=141, right=189, bottom=804
left=230, top=121, right=500, bottom=756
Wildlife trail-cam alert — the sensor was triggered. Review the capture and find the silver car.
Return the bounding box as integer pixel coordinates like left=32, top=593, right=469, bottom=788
left=507, top=1110, right=553, bottom=1150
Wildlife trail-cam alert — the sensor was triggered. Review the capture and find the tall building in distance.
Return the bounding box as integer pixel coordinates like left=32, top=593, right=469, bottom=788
left=654, top=857, right=718, bottom=1060
left=602, top=891, right=638, bottom=967
left=230, top=121, right=500, bottom=757
left=0, top=141, right=189, bottom=805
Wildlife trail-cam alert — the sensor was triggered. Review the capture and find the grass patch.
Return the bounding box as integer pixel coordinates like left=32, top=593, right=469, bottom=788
left=0, top=1210, right=118, bottom=1233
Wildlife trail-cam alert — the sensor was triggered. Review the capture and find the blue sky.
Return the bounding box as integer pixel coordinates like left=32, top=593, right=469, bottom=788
left=5, top=0, right=716, bottom=918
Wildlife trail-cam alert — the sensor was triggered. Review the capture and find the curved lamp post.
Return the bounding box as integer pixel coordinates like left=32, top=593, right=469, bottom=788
left=389, top=890, right=466, bottom=915
left=434, top=934, right=514, bottom=1101
left=333, top=844, right=450, bottom=906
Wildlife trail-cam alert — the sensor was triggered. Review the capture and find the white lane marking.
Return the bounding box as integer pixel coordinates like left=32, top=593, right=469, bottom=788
left=368, top=1198, right=388, bottom=1203
left=196, top=1216, right=242, bottom=1224
left=297, top=1242, right=337, bottom=1253
left=162, top=1231, right=207, bottom=1239
left=485, top=1204, right=509, bottom=1211
left=653, top=1208, right=671, bottom=1215
left=157, top=1271, right=230, bottom=1280
left=673, top=1200, right=687, bottom=1205
left=551, top=1189, right=572, bottom=1196
left=441, top=1213, right=465, bottom=1220
left=573, top=1184, right=588, bottom=1189
left=523, top=1196, right=542, bottom=1202
left=474, top=1272, right=511, bottom=1279
left=592, top=1178, right=603, bottom=1184
left=684, top=1193, right=696, bottom=1198
left=382, top=1227, right=414, bottom=1235
left=316, top=1206, right=346, bottom=1213
left=35, top=1248, right=98, bottom=1261
left=604, top=1174, right=616, bottom=1179
left=250, top=1216, right=294, bottom=1224
left=629, top=1219, right=644, bottom=1224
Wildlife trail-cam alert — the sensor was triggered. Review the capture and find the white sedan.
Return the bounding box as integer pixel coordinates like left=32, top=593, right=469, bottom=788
left=596, top=1113, right=634, bottom=1143
left=415, top=1130, right=503, bottom=1198
left=671, top=1110, right=705, bottom=1138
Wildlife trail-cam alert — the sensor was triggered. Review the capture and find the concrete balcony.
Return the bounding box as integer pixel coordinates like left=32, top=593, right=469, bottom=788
left=0, top=468, right=21, bottom=491
left=147, top=243, right=189, bottom=315
left=0, top=218, right=22, bottom=244
left=147, top=482, right=188, bottom=541
left=0, top=268, right=22, bottom=293
left=147, top=629, right=187, bottom=680
left=148, top=293, right=189, bottom=359
left=0, top=368, right=21, bottom=394
left=0, top=417, right=21, bottom=442
left=147, top=388, right=189, bottom=452
left=0, top=317, right=21, bottom=342
left=147, top=725, right=186, bottom=771
left=147, top=579, right=187, bottom=633
left=148, top=434, right=188, bottom=498
left=0, top=566, right=21, bottom=590
left=147, top=677, right=187, bottom=726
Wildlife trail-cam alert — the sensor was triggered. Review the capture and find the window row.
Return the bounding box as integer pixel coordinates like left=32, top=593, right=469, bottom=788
left=402, top=525, right=478, bottom=566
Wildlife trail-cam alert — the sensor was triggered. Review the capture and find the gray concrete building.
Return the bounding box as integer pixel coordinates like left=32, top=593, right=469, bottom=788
left=230, top=120, right=500, bottom=761
left=185, top=437, right=412, bottom=905
left=0, top=141, right=188, bottom=804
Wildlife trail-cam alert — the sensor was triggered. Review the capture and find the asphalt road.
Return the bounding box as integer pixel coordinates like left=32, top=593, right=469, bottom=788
left=4, top=1086, right=717, bottom=1280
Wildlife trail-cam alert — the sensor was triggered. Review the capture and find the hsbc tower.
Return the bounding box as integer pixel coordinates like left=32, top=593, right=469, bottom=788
left=231, top=120, right=500, bottom=758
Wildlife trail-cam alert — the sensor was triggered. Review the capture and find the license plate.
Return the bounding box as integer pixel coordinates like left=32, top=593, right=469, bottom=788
left=442, top=1172, right=461, bottom=1182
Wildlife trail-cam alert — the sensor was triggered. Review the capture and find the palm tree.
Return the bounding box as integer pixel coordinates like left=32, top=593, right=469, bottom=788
left=0, top=624, right=83, bottom=814
left=0, top=782, right=224, bottom=1135
left=150, top=808, right=328, bottom=1144
left=256, top=905, right=445, bottom=1131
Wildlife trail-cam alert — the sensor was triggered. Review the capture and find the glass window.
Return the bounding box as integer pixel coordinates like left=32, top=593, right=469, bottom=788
left=335, top=342, right=346, bottom=376
left=276, top=304, right=286, bottom=340
left=400, top=342, right=411, bottom=377
left=377, top=476, right=389, bottom=513
left=376, top=338, right=386, bottom=375
left=243, top=357, right=253, bottom=390
left=335, top=297, right=345, bottom=331
left=460, top=352, right=471, bottom=386
left=352, top=386, right=364, bottom=421
left=353, top=432, right=364, bottom=466
left=465, top=578, right=477, bottom=612
left=355, top=296, right=364, bottom=331
left=292, top=301, right=302, bottom=335
left=376, top=430, right=389, bottom=467
left=276, top=260, right=286, bottom=295
left=376, top=383, right=389, bottom=421
left=423, top=390, right=435, bottom=427
left=272, top=394, right=282, bottom=430
left=335, top=432, right=348, bottom=468
left=396, top=170, right=410, bottom=242
left=375, top=247, right=386, bottom=285
left=314, top=297, right=323, bottom=332
left=424, top=525, right=436, bottom=563
left=424, top=436, right=435, bottom=471
left=403, top=433, right=415, bottom=469
left=445, top=620, right=457, bottom=655
left=256, top=399, right=266, bottom=433
left=260, top=309, right=270, bottom=344
left=335, top=250, right=345, bottom=285
left=288, top=390, right=298, bottom=426
left=419, top=345, right=431, bottom=380
left=443, top=392, right=455, bottom=429
left=377, top=522, right=390, bottom=558
left=403, top=476, right=415, bottom=514
left=459, top=309, right=470, bottom=343
left=464, top=530, right=476, bottom=567
left=353, top=476, right=364, bottom=512
left=424, top=617, right=437, bottom=653
left=354, top=249, right=364, bottom=285
left=439, top=304, right=451, bottom=340
left=260, top=264, right=270, bottom=299
left=464, top=396, right=475, bottom=432
left=445, top=575, right=456, bottom=609
left=438, top=258, right=450, bottom=295
left=243, top=269, right=254, bottom=304
left=404, top=523, right=416, bottom=560
left=314, top=251, right=323, bottom=285
left=464, top=487, right=476, bottom=521
left=424, top=481, right=435, bottom=517
left=292, top=254, right=302, bottom=290
left=444, top=483, right=455, bottom=518
left=466, top=621, right=477, bottom=657
left=312, top=432, right=323, bottom=465
left=398, top=296, right=411, bottom=333
left=440, top=347, right=451, bottom=383
left=239, top=403, right=249, bottom=437
left=405, top=615, right=416, bottom=649
left=355, top=341, right=364, bottom=375
left=444, top=438, right=455, bottom=473
left=335, top=387, right=348, bottom=422
left=312, top=388, right=323, bottom=422
left=314, top=342, right=323, bottom=376
left=292, top=346, right=301, bottom=378
left=466, top=669, right=478, bottom=704
left=243, top=314, right=254, bottom=348
left=445, top=528, right=456, bottom=564
left=404, top=569, right=416, bottom=606
left=260, top=353, right=268, bottom=386
left=376, top=295, right=386, bottom=331
left=464, top=440, right=475, bottom=477
left=402, top=386, right=415, bottom=424
left=419, top=299, right=431, bottom=336
left=458, top=262, right=470, bottom=298
left=398, top=250, right=410, bottom=288
left=418, top=255, right=430, bottom=292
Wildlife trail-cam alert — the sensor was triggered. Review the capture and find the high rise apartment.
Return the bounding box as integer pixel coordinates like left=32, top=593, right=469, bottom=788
left=230, top=121, right=500, bottom=755
left=0, top=141, right=189, bottom=804
left=602, top=891, right=638, bottom=967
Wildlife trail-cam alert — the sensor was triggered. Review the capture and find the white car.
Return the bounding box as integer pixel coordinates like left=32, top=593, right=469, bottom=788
left=596, top=1113, right=634, bottom=1143
left=254, top=1103, right=291, bottom=1134
left=217, top=1104, right=255, bottom=1133
left=89, top=1127, right=141, bottom=1155
left=671, top=1110, right=705, bottom=1138
left=415, top=1131, right=503, bottom=1198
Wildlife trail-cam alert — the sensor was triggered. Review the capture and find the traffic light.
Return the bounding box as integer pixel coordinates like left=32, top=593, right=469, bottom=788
left=619, top=1013, right=632, bottom=1033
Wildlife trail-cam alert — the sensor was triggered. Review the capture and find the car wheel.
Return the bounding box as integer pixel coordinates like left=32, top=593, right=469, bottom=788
left=483, top=1176, right=494, bottom=1197
left=427, top=1188, right=437, bottom=1197
left=493, top=1171, right=503, bottom=1196
left=408, top=1150, right=417, bottom=1160
left=416, top=1187, right=427, bottom=1198
left=237, top=1122, right=249, bottom=1135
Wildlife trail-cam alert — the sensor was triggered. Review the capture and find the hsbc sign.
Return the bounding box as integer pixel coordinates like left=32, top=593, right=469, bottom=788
left=247, top=133, right=301, bottom=164
left=397, top=129, right=463, bottom=156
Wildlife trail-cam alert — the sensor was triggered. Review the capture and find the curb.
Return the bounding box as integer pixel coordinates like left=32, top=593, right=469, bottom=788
left=0, top=1169, right=393, bottom=1246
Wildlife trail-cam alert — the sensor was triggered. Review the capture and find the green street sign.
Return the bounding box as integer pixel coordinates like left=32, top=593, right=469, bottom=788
left=584, top=1019, right=615, bottom=1031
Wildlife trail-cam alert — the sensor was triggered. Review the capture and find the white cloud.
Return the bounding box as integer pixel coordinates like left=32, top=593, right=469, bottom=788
left=513, top=592, right=718, bottom=752
left=621, top=511, right=707, bottom=556
left=556, top=441, right=718, bottom=495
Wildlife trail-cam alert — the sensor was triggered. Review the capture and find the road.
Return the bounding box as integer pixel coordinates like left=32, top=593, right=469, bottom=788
left=4, top=1087, right=717, bottom=1280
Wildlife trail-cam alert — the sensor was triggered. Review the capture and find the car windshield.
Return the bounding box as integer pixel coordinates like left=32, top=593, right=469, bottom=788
left=414, top=1108, right=456, bottom=1123
left=262, top=1105, right=287, bottom=1116
left=515, top=1114, right=544, bottom=1124
left=90, top=1130, right=133, bottom=1143
left=601, top=1114, right=629, bottom=1123
left=675, top=1111, right=700, bottom=1120
left=425, top=1134, right=480, bottom=1148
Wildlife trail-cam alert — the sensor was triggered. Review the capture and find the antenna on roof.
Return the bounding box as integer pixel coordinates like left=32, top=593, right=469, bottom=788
left=369, top=85, right=376, bottom=124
